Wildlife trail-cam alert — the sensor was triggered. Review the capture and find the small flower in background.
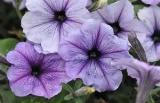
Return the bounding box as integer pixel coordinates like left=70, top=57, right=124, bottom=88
left=59, top=20, right=131, bottom=92
left=7, top=42, right=71, bottom=99
left=118, top=59, right=160, bottom=103
left=92, top=0, right=148, bottom=41
left=4, top=0, right=26, bottom=10
left=22, top=0, right=91, bottom=54
left=141, top=0, right=160, bottom=5
left=138, top=6, right=160, bottom=62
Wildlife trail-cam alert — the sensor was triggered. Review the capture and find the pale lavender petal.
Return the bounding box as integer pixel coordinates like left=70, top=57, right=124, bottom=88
left=66, top=0, right=88, bottom=11
left=150, top=66, right=160, bottom=84
left=42, top=54, right=65, bottom=72
left=141, top=39, right=159, bottom=62
left=21, top=12, right=54, bottom=43
left=138, top=7, right=156, bottom=35
left=59, top=39, right=88, bottom=61
left=119, top=59, right=150, bottom=84
left=121, top=19, right=150, bottom=35
left=26, top=0, right=54, bottom=14
left=95, top=0, right=134, bottom=24
left=40, top=34, right=60, bottom=53
left=118, top=0, right=134, bottom=24
left=153, top=6, right=160, bottom=30
left=38, top=73, right=63, bottom=99
left=79, top=62, right=123, bottom=92
left=87, top=0, right=92, bottom=6
left=42, top=54, right=71, bottom=83
left=65, top=60, right=87, bottom=78
left=141, top=0, right=160, bottom=5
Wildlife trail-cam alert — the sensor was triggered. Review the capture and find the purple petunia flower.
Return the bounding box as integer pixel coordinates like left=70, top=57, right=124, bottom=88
left=59, top=20, right=131, bottom=92
left=141, top=0, right=160, bottom=5
left=7, top=42, right=70, bottom=99
left=4, top=0, right=26, bottom=10
left=22, top=0, right=91, bottom=54
left=92, top=0, right=148, bottom=40
left=138, top=6, right=160, bottom=62
left=118, top=59, right=160, bottom=103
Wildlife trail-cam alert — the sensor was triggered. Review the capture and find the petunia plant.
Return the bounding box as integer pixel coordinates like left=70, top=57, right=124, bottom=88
left=1, top=0, right=160, bottom=103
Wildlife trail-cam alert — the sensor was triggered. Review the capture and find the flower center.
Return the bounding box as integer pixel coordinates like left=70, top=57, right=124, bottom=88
left=54, top=11, right=67, bottom=23
left=87, top=48, right=101, bottom=60
left=31, top=65, right=41, bottom=77
left=151, top=29, right=160, bottom=44
left=109, top=22, right=122, bottom=35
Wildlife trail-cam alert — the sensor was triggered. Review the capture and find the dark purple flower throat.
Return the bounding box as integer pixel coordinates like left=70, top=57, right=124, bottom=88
left=54, top=11, right=67, bottom=23
left=87, top=47, right=101, bottom=60
left=151, top=29, right=160, bottom=44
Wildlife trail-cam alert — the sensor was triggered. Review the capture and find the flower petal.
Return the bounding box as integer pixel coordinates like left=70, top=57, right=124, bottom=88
left=9, top=76, right=34, bottom=96
left=138, top=7, right=156, bottom=35
left=80, top=62, right=123, bottom=91
left=42, top=53, right=71, bottom=83
left=141, top=0, right=160, bottom=5
left=7, top=66, right=31, bottom=82
left=36, top=73, right=64, bottom=99
left=22, top=12, right=54, bottom=43
left=95, top=0, right=134, bottom=24
left=6, top=50, right=30, bottom=67
left=26, top=0, right=54, bottom=14
left=14, top=42, right=44, bottom=65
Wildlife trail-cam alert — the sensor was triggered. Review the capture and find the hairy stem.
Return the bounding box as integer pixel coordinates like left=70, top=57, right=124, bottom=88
left=135, top=82, right=154, bottom=103
left=15, top=0, right=22, bottom=19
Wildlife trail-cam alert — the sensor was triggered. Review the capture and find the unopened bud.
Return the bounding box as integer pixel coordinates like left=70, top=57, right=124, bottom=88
left=88, top=0, right=108, bottom=11
left=74, top=86, right=95, bottom=96
left=64, top=86, right=95, bottom=101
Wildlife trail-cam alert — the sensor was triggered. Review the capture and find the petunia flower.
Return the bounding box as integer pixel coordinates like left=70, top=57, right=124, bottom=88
left=59, top=20, right=131, bottom=92
left=118, top=59, right=160, bottom=103
left=138, top=6, right=160, bottom=62
left=22, top=0, right=91, bottom=53
left=7, top=42, right=70, bottom=99
left=141, top=0, right=160, bottom=5
left=4, top=0, right=26, bottom=10
left=92, top=0, right=148, bottom=41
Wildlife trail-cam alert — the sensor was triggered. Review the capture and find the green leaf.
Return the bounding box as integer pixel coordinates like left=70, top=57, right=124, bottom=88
left=134, top=4, right=144, bottom=14
left=64, top=95, right=73, bottom=101
left=63, top=84, right=74, bottom=93
left=0, top=38, right=18, bottom=56
left=108, top=0, right=117, bottom=4
left=74, top=80, right=83, bottom=89
left=0, top=85, right=16, bottom=103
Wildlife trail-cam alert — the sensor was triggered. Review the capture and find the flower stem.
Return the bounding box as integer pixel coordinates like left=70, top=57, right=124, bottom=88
left=0, top=56, right=11, bottom=66
left=15, top=0, right=22, bottom=19
left=135, top=82, right=154, bottom=103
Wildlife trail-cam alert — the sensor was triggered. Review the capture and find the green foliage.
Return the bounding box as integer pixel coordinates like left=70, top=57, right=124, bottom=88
left=0, top=38, right=18, bottom=56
